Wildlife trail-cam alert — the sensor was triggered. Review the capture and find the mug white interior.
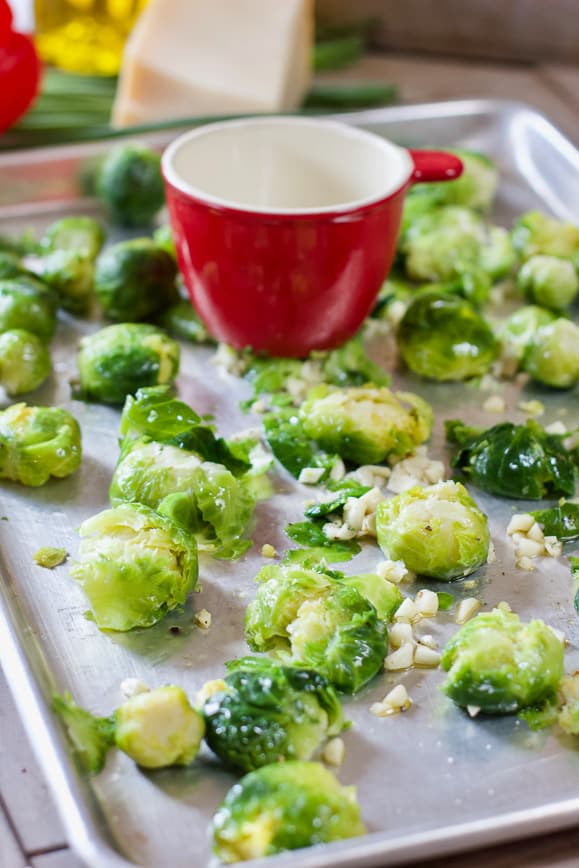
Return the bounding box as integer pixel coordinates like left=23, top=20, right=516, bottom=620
left=162, top=117, right=414, bottom=215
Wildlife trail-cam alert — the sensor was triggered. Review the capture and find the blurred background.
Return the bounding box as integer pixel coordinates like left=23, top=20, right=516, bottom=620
left=2, top=0, right=579, bottom=149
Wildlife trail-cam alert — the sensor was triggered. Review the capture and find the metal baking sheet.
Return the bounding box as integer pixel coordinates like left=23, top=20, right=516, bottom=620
left=0, top=99, right=578, bottom=868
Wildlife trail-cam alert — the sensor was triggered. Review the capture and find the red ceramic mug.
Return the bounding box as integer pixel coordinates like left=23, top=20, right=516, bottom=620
left=162, top=117, right=462, bottom=357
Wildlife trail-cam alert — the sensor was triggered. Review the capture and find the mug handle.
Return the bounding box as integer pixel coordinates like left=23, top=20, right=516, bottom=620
left=408, top=149, right=463, bottom=184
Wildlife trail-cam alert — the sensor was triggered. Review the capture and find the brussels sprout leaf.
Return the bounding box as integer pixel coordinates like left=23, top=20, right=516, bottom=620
left=285, top=521, right=360, bottom=559
left=437, top=592, right=454, bottom=611
left=304, top=484, right=369, bottom=520
left=52, top=693, right=115, bottom=774
left=263, top=410, right=336, bottom=479
left=322, top=336, right=390, bottom=387
left=530, top=502, right=579, bottom=542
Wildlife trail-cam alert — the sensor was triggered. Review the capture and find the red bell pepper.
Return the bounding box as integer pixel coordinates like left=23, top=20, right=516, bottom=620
left=0, top=0, right=41, bottom=134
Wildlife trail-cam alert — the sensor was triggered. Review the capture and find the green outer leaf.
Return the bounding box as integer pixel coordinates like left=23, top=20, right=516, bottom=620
left=304, top=483, right=369, bottom=520
left=52, top=693, right=115, bottom=774
left=263, top=410, right=336, bottom=479
left=285, top=522, right=361, bottom=559
left=530, top=502, right=579, bottom=542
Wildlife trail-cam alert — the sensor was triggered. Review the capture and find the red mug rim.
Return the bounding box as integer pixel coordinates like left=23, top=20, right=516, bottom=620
left=161, top=116, right=415, bottom=219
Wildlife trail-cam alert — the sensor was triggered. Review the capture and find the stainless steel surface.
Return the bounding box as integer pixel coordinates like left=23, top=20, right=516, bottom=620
left=0, top=99, right=578, bottom=868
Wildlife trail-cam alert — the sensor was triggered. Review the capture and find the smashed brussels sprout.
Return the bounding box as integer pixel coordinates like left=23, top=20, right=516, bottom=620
left=511, top=211, right=579, bottom=263
left=397, top=291, right=498, bottom=381
left=211, top=761, right=366, bottom=863
left=202, top=657, right=343, bottom=773
left=0, top=404, right=81, bottom=486
left=40, top=216, right=105, bottom=261
left=517, top=255, right=578, bottom=311
left=70, top=503, right=198, bottom=631
left=441, top=607, right=564, bottom=714
left=340, top=572, right=403, bottom=621
left=401, top=206, right=484, bottom=283
left=94, top=238, right=177, bottom=322
left=299, top=385, right=432, bottom=466
left=36, top=249, right=94, bottom=315
left=96, top=143, right=165, bottom=227
left=115, top=686, right=204, bottom=768
left=0, top=279, right=57, bottom=339
left=500, top=305, right=557, bottom=362
left=523, top=319, right=579, bottom=389
left=376, top=481, right=489, bottom=581
left=110, top=438, right=255, bottom=559
left=245, top=564, right=387, bottom=693
left=446, top=419, right=577, bottom=500
left=76, top=324, right=180, bottom=405
left=0, top=330, right=52, bottom=395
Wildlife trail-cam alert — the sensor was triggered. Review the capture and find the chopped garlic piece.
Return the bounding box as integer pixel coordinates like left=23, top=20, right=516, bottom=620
left=516, top=537, right=544, bottom=558
left=252, top=399, right=267, bottom=414
left=544, top=536, right=563, bottom=558
left=545, top=421, right=567, bottom=435
left=527, top=522, right=544, bottom=543
left=487, top=541, right=496, bottom=564
left=467, top=705, right=481, bottom=718
left=212, top=343, right=247, bottom=376
left=375, top=559, right=414, bottom=585
left=196, top=679, right=228, bottom=707
left=394, top=598, right=418, bottom=622
left=496, top=600, right=512, bottom=612
left=516, top=556, right=536, bottom=572
left=507, top=514, right=534, bottom=535
left=343, top=497, right=367, bottom=532
left=415, top=589, right=439, bottom=619
left=389, top=622, right=415, bottom=649
left=329, top=457, right=346, bottom=482
left=387, top=452, right=445, bottom=494
left=482, top=394, right=506, bottom=413
left=370, top=683, right=412, bottom=716
left=413, top=645, right=441, bottom=668
left=323, top=521, right=357, bottom=541
left=322, top=737, right=345, bottom=767
left=298, top=466, right=325, bottom=485
left=518, top=399, right=544, bottom=417
left=417, top=633, right=438, bottom=650
left=455, top=597, right=481, bottom=625
left=384, top=644, right=414, bottom=670
left=120, top=678, right=150, bottom=699
left=195, top=608, right=212, bottom=629
left=261, top=543, right=277, bottom=558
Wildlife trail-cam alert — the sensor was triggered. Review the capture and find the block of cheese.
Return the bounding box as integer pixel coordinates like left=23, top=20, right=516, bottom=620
left=113, top=0, right=314, bottom=126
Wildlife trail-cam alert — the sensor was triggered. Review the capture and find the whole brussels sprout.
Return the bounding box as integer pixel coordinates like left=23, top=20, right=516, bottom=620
left=480, top=225, right=516, bottom=281
left=110, top=438, right=255, bottom=560
left=299, top=385, right=433, bottom=466
left=0, top=329, right=52, bottom=396
left=245, top=564, right=387, bottom=693
left=76, top=323, right=180, bottom=405
left=441, top=607, right=564, bottom=714
left=511, top=211, right=579, bottom=262
left=36, top=249, right=94, bottom=315
left=401, top=206, right=484, bottom=283
left=115, top=686, right=204, bottom=768
left=94, top=238, right=178, bottom=322
left=70, top=502, right=198, bottom=631
left=397, top=290, right=498, bottom=381
left=446, top=419, right=576, bottom=500
left=517, top=255, right=578, bottom=311
left=202, top=657, right=344, bottom=773
left=0, top=279, right=57, bottom=340
left=0, top=403, right=81, bottom=486
left=40, top=216, right=106, bottom=261
left=523, top=319, right=579, bottom=389
left=159, top=299, right=212, bottom=344
left=96, top=143, right=165, bottom=227
left=376, top=480, right=489, bottom=581
left=500, top=305, right=558, bottom=362
left=211, top=761, right=366, bottom=863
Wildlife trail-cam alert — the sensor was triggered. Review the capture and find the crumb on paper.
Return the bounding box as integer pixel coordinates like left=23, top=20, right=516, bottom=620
left=322, top=737, right=345, bottom=767
left=261, top=543, right=277, bottom=558
left=32, top=546, right=68, bottom=569
left=194, top=608, right=212, bottom=630
left=482, top=394, right=506, bottom=413
left=518, top=399, right=544, bottom=417
left=120, top=677, right=150, bottom=699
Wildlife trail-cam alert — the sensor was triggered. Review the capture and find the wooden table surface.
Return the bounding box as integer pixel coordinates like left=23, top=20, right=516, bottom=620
left=1, top=52, right=579, bottom=868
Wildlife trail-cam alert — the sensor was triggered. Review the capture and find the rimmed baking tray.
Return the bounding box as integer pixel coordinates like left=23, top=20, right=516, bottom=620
left=0, top=99, right=578, bottom=868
